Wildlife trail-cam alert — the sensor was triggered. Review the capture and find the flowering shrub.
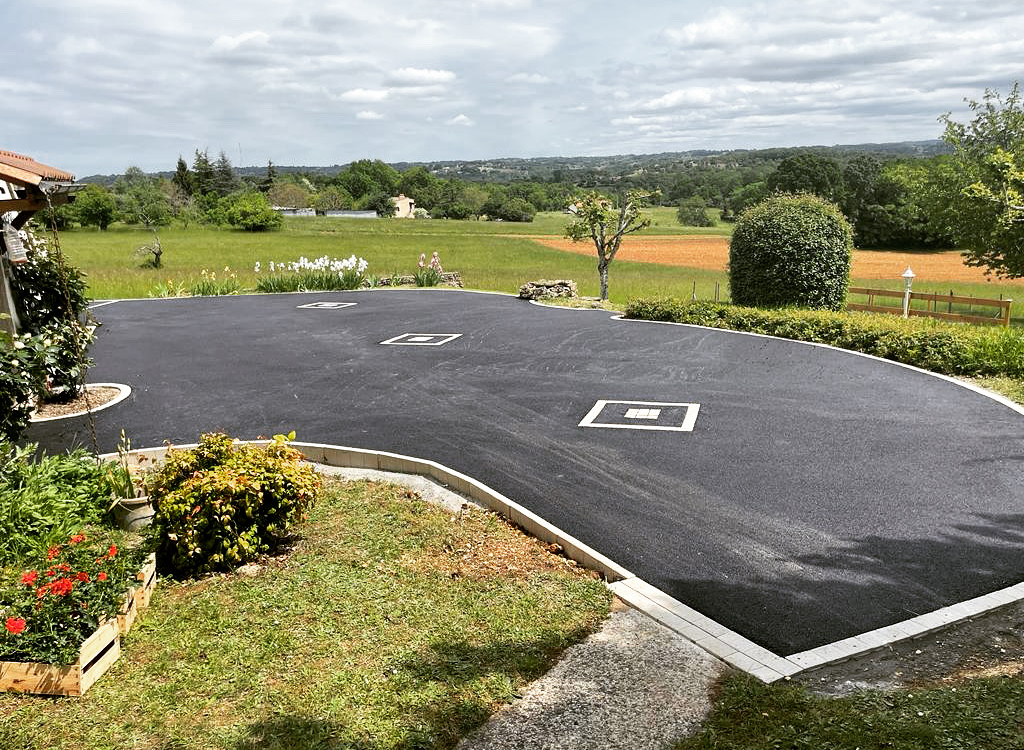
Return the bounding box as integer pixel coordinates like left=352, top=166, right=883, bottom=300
left=0, top=533, right=147, bottom=664
left=150, top=433, right=322, bottom=577
left=7, top=228, right=89, bottom=331
left=34, top=318, right=95, bottom=403
left=190, top=267, right=241, bottom=296
left=254, top=255, right=368, bottom=292
left=413, top=252, right=444, bottom=287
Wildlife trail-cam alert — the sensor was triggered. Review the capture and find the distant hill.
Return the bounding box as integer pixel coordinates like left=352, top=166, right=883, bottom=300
left=79, top=140, right=950, bottom=185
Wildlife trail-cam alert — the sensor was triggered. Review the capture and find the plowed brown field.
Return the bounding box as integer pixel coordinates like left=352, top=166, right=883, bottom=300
left=529, top=235, right=1024, bottom=284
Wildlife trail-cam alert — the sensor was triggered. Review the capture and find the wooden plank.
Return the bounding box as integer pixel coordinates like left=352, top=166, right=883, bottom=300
left=849, top=287, right=904, bottom=299
left=79, top=636, right=120, bottom=695
left=907, top=309, right=1005, bottom=326
left=0, top=163, right=43, bottom=187
left=0, top=197, right=48, bottom=212
left=79, top=618, right=119, bottom=666
left=0, top=661, right=79, bottom=696
left=911, top=290, right=1012, bottom=308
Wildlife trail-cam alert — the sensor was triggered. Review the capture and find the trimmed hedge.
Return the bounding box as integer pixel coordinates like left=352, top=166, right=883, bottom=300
left=624, top=298, right=1024, bottom=379
left=729, top=194, right=853, bottom=311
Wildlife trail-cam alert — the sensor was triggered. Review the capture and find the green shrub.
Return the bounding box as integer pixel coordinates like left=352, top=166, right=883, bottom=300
left=150, top=433, right=322, bottom=577
left=225, top=192, right=283, bottom=231
left=0, top=442, right=111, bottom=567
left=493, top=197, right=536, bottom=222
left=677, top=196, right=715, bottom=227
left=624, top=298, right=1024, bottom=379
left=729, top=194, right=853, bottom=311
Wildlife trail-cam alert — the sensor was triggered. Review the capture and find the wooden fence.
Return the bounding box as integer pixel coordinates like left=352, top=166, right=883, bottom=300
left=847, top=287, right=1012, bottom=327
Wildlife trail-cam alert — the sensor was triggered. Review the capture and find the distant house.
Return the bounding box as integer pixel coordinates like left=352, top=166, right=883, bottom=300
left=391, top=194, right=415, bottom=218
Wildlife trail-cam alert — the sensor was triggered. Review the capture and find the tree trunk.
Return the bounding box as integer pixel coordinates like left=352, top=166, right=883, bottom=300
left=598, top=262, right=609, bottom=301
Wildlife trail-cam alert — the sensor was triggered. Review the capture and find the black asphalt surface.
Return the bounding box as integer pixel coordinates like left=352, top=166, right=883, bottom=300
left=30, top=290, right=1024, bottom=655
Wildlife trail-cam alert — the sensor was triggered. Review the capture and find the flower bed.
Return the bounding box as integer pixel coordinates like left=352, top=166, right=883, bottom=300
left=0, top=618, right=119, bottom=697
left=0, top=535, right=155, bottom=696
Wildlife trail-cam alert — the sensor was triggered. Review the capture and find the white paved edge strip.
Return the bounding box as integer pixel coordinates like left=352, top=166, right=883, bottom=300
left=97, top=439, right=1024, bottom=683
left=609, top=314, right=1024, bottom=418
left=87, top=300, right=120, bottom=309
left=30, top=382, right=132, bottom=422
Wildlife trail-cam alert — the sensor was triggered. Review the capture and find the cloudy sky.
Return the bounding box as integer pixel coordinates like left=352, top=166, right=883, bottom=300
left=4, top=1, right=1024, bottom=176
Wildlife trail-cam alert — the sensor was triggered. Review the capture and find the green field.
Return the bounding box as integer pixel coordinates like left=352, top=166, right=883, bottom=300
left=55, top=213, right=1023, bottom=324
left=59, top=215, right=731, bottom=303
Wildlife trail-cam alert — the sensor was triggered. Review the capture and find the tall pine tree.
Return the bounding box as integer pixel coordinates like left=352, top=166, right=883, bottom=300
left=211, top=151, right=240, bottom=197
left=172, top=155, right=193, bottom=196
left=191, top=149, right=215, bottom=196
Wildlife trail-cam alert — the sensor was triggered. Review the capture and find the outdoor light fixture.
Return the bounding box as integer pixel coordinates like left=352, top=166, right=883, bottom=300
left=902, top=267, right=916, bottom=318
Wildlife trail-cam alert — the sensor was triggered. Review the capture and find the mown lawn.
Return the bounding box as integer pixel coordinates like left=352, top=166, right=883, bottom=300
left=0, top=479, right=611, bottom=750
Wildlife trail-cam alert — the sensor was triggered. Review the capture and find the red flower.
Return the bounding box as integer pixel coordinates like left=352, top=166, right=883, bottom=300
left=76, top=571, right=90, bottom=582
left=4, top=617, right=26, bottom=635
left=56, top=563, right=71, bottom=572
left=107, top=544, right=118, bottom=559
left=46, top=545, right=62, bottom=561
left=68, top=533, right=86, bottom=545
left=48, top=578, right=74, bottom=597
left=21, top=571, right=38, bottom=587
left=97, top=572, right=108, bottom=582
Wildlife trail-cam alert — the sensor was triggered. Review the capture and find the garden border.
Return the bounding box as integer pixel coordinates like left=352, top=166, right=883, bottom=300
left=29, top=383, right=132, bottom=423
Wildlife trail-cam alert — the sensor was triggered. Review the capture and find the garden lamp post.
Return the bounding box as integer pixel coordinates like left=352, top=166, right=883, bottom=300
left=901, top=267, right=915, bottom=318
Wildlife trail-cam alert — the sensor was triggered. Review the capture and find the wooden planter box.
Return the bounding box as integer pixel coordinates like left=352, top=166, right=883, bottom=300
left=0, top=618, right=120, bottom=696
left=118, top=553, right=158, bottom=635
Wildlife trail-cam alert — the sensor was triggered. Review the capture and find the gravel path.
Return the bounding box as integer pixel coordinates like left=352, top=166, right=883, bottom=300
left=458, top=606, right=725, bottom=750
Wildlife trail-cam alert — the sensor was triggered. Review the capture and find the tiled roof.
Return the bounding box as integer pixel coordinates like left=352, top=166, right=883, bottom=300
left=0, top=150, right=75, bottom=184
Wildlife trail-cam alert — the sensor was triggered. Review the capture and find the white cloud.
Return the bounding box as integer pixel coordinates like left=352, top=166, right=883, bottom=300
left=208, top=31, right=270, bottom=53
left=509, top=73, right=550, bottom=84
left=339, top=88, right=390, bottom=102
left=447, top=114, right=474, bottom=126
left=356, top=110, right=385, bottom=120
left=389, top=67, right=456, bottom=84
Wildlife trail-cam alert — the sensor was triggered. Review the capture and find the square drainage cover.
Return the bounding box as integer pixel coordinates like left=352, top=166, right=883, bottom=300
left=380, top=333, right=463, bottom=346
left=579, top=400, right=700, bottom=432
left=297, top=301, right=358, bottom=309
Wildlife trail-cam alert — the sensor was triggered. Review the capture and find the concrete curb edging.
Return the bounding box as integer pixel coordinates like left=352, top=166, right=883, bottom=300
left=30, top=383, right=132, bottom=423
left=101, top=439, right=1024, bottom=684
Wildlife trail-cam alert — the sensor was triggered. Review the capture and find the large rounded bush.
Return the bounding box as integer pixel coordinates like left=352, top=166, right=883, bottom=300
left=729, top=194, right=853, bottom=310
left=150, top=433, right=322, bottom=577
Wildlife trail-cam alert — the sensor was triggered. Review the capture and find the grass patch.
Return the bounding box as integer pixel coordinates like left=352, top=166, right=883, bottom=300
left=675, top=673, right=1024, bottom=750
left=965, top=376, right=1024, bottom=405
left=0, top=479, right=610, bottom=749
